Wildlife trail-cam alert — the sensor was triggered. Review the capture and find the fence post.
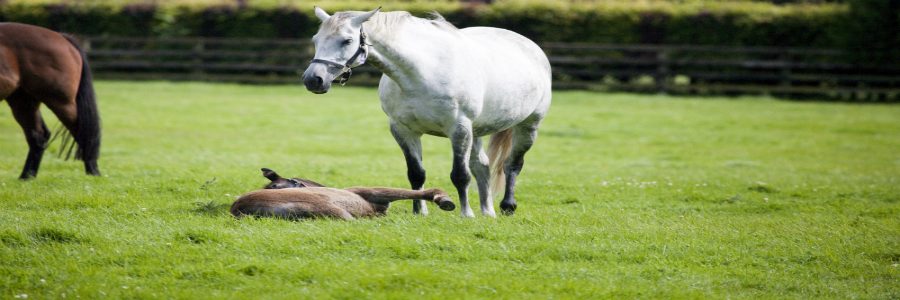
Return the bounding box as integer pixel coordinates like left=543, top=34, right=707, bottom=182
left=779, top=51, right=792, bottom=91
left=655, top=47, right=670, bottom=93
left=192, top=39, right=205, bottom=80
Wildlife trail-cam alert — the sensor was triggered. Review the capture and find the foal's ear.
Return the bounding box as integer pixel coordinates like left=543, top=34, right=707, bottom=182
left=352, top=7, right=380, bottom=27
left=261, top=168, right=282, bottom=181
left=314, top=6, right=330, bottom=22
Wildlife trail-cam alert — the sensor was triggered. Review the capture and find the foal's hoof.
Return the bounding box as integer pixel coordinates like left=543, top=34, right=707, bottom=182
left=500, top=202, right=517, bottom=216
left=436, top=197, right=456, bottom=211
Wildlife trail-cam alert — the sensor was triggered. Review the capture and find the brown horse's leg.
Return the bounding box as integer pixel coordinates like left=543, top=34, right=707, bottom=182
left=344, top=187, right=456, bottom=211
left=6, top=92, right=50, bottom=180
left=44, top=94, right=99, bottom=177
left=62, top=34, right=101, bottom=177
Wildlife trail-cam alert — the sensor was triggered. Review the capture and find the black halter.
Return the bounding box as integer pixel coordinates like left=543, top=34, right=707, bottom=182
left=309, top=25, right=369, bottom=86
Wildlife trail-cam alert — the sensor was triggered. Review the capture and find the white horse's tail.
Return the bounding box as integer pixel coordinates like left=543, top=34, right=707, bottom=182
left=488, top=129, right=513, bottom=198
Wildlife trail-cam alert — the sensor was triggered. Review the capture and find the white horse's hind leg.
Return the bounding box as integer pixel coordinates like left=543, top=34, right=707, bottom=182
left=469, top=137, right=496, bottom=217
left=389, top=121, right=429, bottom=215
left=500, top=116, right=543, bottom=215
left=450, top=120, right=475, bottom=218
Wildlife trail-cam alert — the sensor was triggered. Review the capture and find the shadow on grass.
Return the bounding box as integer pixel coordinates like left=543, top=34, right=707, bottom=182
left=192, top=200, right=231, bottom=216
left=174, top=230, right=219, bottom=244
left=31, top=228, right=86, bottom=244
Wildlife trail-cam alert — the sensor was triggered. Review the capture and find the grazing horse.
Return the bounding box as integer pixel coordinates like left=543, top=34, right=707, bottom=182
left=300, top=8, right=551, bottom=217
left=231, top=168, right=456, bottom=220
left=0, top=22, right=101, bottom=179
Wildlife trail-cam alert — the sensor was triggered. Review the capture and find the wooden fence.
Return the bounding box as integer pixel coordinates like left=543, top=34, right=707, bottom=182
left=82, top=36, right=900, bottom=100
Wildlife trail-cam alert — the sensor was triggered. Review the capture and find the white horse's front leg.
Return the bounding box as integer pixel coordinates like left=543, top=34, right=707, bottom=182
left=450, top=120, right=475, bottom=217
left=469, top=137, right=496, bottom=217
left=390, top=121, right=429, bottom=215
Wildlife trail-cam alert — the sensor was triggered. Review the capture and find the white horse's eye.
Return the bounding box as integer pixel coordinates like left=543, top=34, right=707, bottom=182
left=342, top=39, right=353, bottom=46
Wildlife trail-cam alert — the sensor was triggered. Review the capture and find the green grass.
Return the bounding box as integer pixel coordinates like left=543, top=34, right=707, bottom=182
left=1, top=81, right=898, bottom=298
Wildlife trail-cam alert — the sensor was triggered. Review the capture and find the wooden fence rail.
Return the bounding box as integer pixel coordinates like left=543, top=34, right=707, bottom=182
left=82, top=36, right=899, bottom=100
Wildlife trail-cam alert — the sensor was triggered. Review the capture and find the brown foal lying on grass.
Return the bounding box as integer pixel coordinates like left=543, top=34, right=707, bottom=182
left=231, top=168, right=456, bottom=220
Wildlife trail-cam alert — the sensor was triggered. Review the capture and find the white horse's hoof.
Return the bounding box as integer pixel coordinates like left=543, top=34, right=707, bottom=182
left=414, top=202, right=430, bottom=216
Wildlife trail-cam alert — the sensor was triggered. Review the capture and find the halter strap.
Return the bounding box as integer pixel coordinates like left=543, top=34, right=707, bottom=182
left=309, top=24, right=369, bottom=86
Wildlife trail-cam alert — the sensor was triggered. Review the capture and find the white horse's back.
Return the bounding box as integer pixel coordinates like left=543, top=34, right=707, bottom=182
left=459, top=27, right=552, bottom=135
left=461, top=26, right=551, bottom=75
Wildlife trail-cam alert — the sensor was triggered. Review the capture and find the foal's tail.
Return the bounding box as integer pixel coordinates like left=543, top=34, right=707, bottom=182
left=488, top=129, right=513, bottom=198
left=62, top=34, right=101, bottom=163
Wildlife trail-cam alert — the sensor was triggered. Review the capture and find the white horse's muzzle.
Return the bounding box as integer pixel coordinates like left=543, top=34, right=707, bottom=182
left=301, top=63, right=336, bottom=94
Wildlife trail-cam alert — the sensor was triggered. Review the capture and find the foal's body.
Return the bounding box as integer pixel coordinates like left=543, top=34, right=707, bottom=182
left=232, top=186, right=454, bottom=220
left=231, top=168, right=455, bottom=220
left=302, top=9, right=551, bottom=217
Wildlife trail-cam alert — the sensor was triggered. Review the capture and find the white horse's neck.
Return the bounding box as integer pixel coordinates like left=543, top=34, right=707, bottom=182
left=362, top=12, right=460, bottom=90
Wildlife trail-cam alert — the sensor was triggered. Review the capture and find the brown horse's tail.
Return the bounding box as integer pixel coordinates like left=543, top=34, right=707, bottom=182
left=488, top=128, right=513, bottom=198
left=62, top=34, right=101, bottom=162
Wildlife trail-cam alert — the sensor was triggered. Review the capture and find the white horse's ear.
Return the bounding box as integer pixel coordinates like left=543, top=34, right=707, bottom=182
left=314, top=6, right=330, bottom=22
left=352, top=7, right=381, bottom=27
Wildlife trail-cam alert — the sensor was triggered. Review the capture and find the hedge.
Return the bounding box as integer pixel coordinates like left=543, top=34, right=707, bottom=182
left=0, top=1, right=895, bottom=63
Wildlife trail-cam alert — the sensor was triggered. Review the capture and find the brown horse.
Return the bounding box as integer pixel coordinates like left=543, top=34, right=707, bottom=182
left=0, top=22, right=101, bottom=179
left=231, top=168, right=456, bottom=220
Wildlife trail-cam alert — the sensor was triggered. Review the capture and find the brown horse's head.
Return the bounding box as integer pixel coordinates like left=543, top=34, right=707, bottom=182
left=261, top=168, right=326, bottom=189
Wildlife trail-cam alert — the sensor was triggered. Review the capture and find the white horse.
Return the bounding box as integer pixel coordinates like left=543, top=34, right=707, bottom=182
left=300, top=7, right=551, bottom=217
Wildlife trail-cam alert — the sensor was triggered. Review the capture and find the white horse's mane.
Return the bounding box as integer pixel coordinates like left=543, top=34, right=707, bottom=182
left=323, top=10, right=457, bottom=39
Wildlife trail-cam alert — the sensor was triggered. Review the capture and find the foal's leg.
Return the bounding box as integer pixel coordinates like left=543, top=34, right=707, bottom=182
left=6, top=93, right=51, bottom=180
left=469, top=137, right=496, bottom=217
left=500, top=116, right=542, bottom=215
left=450, top=120, right=475, bottom=217
left=390, top=122, right=429, bottom=215
left=344, top=187, right=455, bottom=211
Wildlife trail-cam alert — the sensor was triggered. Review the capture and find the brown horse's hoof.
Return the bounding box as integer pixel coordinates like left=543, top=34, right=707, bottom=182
left=436, top=197, right=456, bottom=211
left=85, top=161, right=101, bottom=176
left=18, top=169, right=37, bottom=180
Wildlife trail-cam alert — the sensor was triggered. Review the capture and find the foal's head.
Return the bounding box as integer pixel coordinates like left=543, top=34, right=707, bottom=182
left=301, top=7, right=380, bottom=94
left=260, top=168, right=325, bottom=189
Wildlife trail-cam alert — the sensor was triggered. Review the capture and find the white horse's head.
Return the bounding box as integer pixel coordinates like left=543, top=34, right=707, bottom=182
left=301, top=7, right=380, bottom=94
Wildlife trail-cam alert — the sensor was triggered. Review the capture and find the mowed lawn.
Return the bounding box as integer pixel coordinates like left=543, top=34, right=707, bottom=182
left=1, top=81, right=898, bottom=298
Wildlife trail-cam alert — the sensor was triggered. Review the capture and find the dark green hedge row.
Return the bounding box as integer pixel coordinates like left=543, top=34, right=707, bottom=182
left=0, top=1, right=895, bottom=62
left=460, top=3, right=849, bottom=47
left=0, top=3, right=315, bottom=38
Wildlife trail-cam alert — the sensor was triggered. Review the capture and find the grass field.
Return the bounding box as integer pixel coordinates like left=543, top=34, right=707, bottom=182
left=1, top=81, right=898, bottom=298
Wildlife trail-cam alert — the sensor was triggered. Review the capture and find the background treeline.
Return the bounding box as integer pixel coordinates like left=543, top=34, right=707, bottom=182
left=0, top=0, right=896, bottom=63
